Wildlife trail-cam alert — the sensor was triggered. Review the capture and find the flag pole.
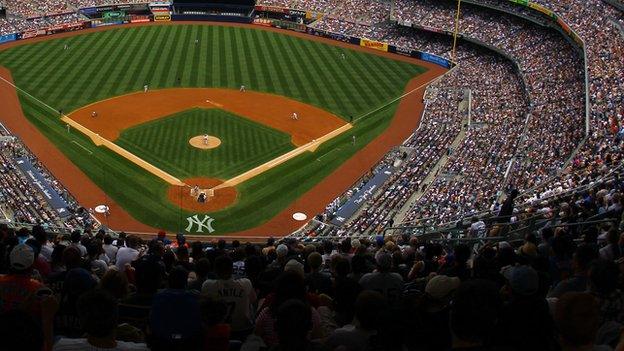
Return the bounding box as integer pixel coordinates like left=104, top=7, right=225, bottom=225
left=451, top=0, right=462, bottom=62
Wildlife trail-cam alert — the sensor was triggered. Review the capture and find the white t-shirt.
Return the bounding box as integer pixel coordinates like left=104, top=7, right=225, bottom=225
left=53, top=338, right=148, bottom=351
left=103, top=244, right=118, bottom=263
left=202, top=277, right=256, bottom=332
left=40, top=243, right=54, bottom=262
left=115, top=247, right=139, bottom=271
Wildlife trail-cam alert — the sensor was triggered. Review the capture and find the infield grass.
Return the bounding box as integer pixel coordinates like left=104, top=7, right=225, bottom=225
left=0, top=24, right=427, bottom=233
left=116, top=108, right=295, bottom=179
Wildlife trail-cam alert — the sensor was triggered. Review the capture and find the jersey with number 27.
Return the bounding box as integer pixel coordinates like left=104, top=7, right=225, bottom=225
left=202, top=278, right=256, bottom=332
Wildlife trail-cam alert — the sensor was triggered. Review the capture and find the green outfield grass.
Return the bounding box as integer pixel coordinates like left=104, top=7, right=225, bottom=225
left=0, top=24, right=427, bottom=233
left=116, top=108, right=295, bottom=179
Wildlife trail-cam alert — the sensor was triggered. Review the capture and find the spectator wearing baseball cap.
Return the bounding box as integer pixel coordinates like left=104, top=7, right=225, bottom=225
left=359, top=251, right=403, bottom=303
left=0, top=244, right=46, bottom=315
left=405, top=275, right=460, bottom=351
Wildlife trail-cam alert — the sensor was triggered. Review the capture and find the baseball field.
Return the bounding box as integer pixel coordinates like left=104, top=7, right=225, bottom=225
left=0, top=23, right=444, bottom=236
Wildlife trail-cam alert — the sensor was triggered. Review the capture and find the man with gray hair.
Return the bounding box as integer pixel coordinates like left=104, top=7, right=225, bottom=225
left=359, top=251, right=403, bottom=303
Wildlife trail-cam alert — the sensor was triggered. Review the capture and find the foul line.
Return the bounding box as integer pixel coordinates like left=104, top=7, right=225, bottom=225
left=71, top=140, right=93, bottom=155
left=352, top=72, right=448, bottom=124
left=212, top=124, right=352, bottom=190
left=62, top=116, right=184, bottom=186
left=0, top=75, right=59, bottom=114
left=0, top=75, right=186, bottom=186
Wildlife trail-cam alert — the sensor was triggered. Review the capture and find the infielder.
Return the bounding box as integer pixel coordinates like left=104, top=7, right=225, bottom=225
left=91, top=111, right=97, bottom=118
left=291, top=112, right=298, bottom=120
left=240, top=85, right=246, bottom=92
left=144, top=84, right=149, bottom=93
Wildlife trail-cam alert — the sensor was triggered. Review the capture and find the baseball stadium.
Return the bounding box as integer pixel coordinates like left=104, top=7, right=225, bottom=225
left=0, top=0, right=623, bottom=349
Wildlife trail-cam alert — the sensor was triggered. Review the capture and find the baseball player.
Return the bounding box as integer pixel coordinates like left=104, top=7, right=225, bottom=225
left=203, top=134, right=209, bottom=145
left=144, top=84, right=149, bottom=93
left=341, top=53, right=345, bottom=60
left=191, top=184, right=199, bottom=196
left=195, top=39, right=199, bottom=45
left=63, top=44, right=68, bottom=50
left=240, top=85, right=246, bottom=92
left=352, top=135, right=356, bottom=145
left=291, top=112, right=298, bottom=120
left=91, top=111, right=97, bottom=118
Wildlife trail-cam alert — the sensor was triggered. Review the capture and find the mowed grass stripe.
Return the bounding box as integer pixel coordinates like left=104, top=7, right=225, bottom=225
left=117, top=26, right=161, bottom=91
left=103, top=27, right=152, bottom=97
left=166, top=25, right=191, bottom=85
left=48, top=32, right=117, bottom=105
left=157, top=25, right=184, bottom=87
left=262, top=31, right=297, bottom=97
left=82, top=30, right=137, bottom=103
left=322, top=45, right=382, bottom=108
left=24, top=32, right=106, bottom=98
left=267, top=33, right=303, bottom=100
left=197, top=26, right=210, bottom=87
left=296, top=39, right=345, bottom=113
left=211, top=27, right=222, bottom=87
left=51, top=31, right=124, bottom=109
left=286, top=37, right=340, bottom=108
left=233, top=28, right=252, bottom=89
left=248, top=29, right=276, bottom=93
left=274, top=34, right=314, bottom=104
left=186, top=25, right=201, bottom=87
left=240, top=29, right=263, bottom=90
left=131, top=26, right=171, bottom=88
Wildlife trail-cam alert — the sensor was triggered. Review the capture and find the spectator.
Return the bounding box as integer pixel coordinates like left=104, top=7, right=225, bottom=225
left=53, top=289, right=148, bottom=350
left=202, top=255, right=256, bottom=340
left=359, top=251, right=403, bottom=303
left=325, top=290, right=388, bottom=351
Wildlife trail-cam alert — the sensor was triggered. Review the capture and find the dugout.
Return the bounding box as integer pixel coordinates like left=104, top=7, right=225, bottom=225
left=172, top=0, right=256, bottom=22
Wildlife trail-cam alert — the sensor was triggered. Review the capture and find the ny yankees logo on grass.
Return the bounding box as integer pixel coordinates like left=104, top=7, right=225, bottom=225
left=185, top=215, right=215, bottom=233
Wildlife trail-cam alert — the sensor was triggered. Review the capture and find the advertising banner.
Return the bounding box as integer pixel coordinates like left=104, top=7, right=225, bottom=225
left=80, top=7, right=98, bottom=15
left=0, top=33, right=18, bottom=44
left=331, top=167, right=394, bottom=226
left=421, top=52, right=451, bottom=68
left=21, top=29, right=47, bottom=39
left=154, top=13, right=171, bottom=21
left=130, top=15, right=151, bottom=23
left=14, top=157, right=70, bottom=217
left=254, top=5, right=288, bottom=13
left=103, top=11, right=126, bottom=20
left=360, top=38, right=388, bottom=52
left=527, top=2, right=555, bottom=19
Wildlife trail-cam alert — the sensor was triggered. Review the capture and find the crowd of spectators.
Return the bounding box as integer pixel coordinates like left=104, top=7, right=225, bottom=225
left=1, top=0, right=70, bottom=19
left=67, top=0, right=149, bottom=9
left=259, top=0, right=391, bottom=24
left=2, top=200, right=624, bottom=351
left=305, top=0, right=594, bottom=230
left=0, top=125, right=95, bottom=233
left=0, top=18, right=16, bottom=36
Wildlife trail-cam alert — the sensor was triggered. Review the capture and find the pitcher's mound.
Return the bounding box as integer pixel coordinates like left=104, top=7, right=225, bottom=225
left=189, top=135, right=221, bottom=149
